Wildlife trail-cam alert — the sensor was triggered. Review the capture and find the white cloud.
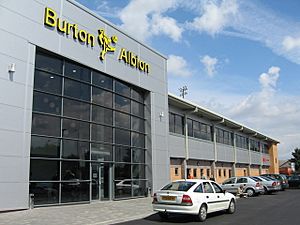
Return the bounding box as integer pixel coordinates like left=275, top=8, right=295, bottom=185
left=151, top=14, right=183, bottom=42
left=282, top=36, right=300, bottom=51
left=167, top=54, right=192, bottom=77
left=189, top=0, right=238, bottom=35
left=201, top=55, right=218, bottom=77
left=118, top=0, right=182, bottom=42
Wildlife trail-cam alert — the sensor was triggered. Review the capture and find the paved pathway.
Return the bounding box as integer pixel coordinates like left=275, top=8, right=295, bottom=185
left=0, top=197, right=154, bottom=225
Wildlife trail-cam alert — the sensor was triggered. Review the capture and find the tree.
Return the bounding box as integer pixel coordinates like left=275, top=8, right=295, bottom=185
left=291, top=148, right=300, bottom=172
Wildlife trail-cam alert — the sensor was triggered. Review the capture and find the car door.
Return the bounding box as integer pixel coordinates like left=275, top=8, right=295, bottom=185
left=203, top=182, right=219, bottom=213
left=211, top=182, right=229, bottom=211
left=235, top=177, right=248, bottom=193
left=222, top=177, right=236, bottom=193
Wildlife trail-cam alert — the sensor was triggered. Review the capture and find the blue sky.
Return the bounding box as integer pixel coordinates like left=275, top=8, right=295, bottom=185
left=75, top=0, right=300, bottom=159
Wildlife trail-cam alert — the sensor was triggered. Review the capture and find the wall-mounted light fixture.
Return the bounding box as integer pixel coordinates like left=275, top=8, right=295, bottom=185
left=8, top=63, right=16, bottom=81
left=159, top=111, right=164, bottom=121
left=8, top=63, right=16, bottom=73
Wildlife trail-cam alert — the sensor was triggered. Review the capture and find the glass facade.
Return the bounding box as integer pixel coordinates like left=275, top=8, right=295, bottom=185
left=187, top=118, right=212, bottom=141
left=30, top=49, right=147, bottom=206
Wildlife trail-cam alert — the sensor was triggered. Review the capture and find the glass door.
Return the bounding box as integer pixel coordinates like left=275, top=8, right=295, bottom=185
left=92, top=163, right=110, bottom=201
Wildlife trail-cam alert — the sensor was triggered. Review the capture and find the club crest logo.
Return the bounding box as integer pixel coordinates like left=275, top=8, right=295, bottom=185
left=98, top=29, right=118, bottom=61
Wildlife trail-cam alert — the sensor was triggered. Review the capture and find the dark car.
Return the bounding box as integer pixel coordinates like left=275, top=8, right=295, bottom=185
left=288, top=175, right=300, bottom=188
left=261, top=174, right=288, bottom=190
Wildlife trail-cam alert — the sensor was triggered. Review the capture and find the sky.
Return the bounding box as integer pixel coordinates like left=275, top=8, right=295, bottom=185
left=75, top=0, right=300, bottom=160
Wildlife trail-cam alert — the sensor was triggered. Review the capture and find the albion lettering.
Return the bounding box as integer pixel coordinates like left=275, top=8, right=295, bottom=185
left=119, top=48, right=150, bottom=74
left=44, top=7, right=95, bottom=47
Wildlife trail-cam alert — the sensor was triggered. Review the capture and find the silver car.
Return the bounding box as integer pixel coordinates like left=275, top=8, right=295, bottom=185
left=221, top=176, right=264, bottom=197
left=250, top=176, right=281, bottom=194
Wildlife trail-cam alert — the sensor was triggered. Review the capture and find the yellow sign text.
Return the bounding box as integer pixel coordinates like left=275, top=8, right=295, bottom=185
left=44, top=7, right=95, bottom=47
left=119, top=48, right=150, bottom=74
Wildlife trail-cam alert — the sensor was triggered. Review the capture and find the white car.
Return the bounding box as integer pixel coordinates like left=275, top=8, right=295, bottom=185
left=152, top=179, right=236, bottom=222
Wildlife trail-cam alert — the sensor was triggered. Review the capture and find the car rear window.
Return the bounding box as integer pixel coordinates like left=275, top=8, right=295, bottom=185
left=261, top=176, right=272, bottom=181
left=162, top=181, right=196, bottom=191
left=251, top=177, right=261, bottom=182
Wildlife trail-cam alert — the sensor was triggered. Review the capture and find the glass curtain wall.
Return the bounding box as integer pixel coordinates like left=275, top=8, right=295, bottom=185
left=29, top=48, right=147, bottom=206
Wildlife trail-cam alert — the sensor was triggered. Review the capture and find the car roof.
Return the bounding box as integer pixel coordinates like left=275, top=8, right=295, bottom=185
left=172, top=179, right=213, bottom=183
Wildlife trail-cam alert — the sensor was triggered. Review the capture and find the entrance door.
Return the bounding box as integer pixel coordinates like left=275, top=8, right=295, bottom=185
left=92, top=163, right=110, bottom=200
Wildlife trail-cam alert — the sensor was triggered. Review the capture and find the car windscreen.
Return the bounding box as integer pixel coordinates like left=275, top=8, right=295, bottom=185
left=162, top=181, right=196, bottom=191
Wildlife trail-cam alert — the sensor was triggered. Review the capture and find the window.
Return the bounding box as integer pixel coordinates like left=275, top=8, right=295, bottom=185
left=188, top=119, right=212, bottom=141
left=206, top=169, right=210, bottom=178
left=64, top=78, right=90, bottom=101
left=92, top=71, right=112, bottom=90
left=250, top=139, right=260, bottom=152
left=218, top=169, right=222, bottom=177
left=203, top=182, right=214, bottom=193
left=223, top=169, right=227, bottom=177
left=235, top=134, right=248, bottom=149
left=169, top=113, right=184, bottom=135
left=200, top=169, right=204, bottom=177
left=229, top=169, right=232, bottom=178
left=64, top=61, right=90, bottom=82
left=63, top=98, right=90, bottom=121
left=92, top=87, right=112, bottom=107
left=193, top=168, right=197, bottom=178
left=162, top=181, right=196, bottom=191
left=31, top=49, right=147, bottom=204
left=34, top=70, right=62, bottom=95
left=33, top=91, right=61, bottom=115
left=223, top=178, right=235, bottom=185
left=174, top=168, right=179, bottom=176
left=211, top=182, right=223, bottom=193
left=187, top=119, right=193, bottom=136
left=216, top=128, right=233, bottom=146
left=262, top=143, right=269, bottom=154
left=244, top=169, right=247, bottom=176
left=237, top=178, right=248, bottom=183
left=194, top=184, right=203, bottom=193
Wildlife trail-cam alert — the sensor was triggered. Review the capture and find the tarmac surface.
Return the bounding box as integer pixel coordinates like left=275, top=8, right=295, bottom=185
left=118, top=189, right=300, bottom=225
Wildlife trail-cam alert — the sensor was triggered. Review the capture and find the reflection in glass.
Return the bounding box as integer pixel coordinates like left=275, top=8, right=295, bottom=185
left=91, top=124, right=113, bottom=143
left=29, top=182, right=59, bottom=205
left=33, top=91, right=61, bottom=115
left=32, top=114, right=61, bottom=137
left=64, top=78, right=90, bottom=101
left=34, top=70, right=62, bottom=95
left=115, top=129, right=130, bottom=146
left=91, top=143, right=113, bottom=161
left=115, top=111, right=130, bottom=129
left=92, top=87, right=112, bottom=107
left=62, top=139, right=90, bottom=160
left=30, top=136, right=60, bottom=158
left=62, top=161, right=90, bottom=180
left=63, top=98, right=90, bottom=121
left=35, top=52, right=62, bottom=74
left=65, top=61, right=90, bottom=82
left=131, top=116, right=144, bottom=132
left=115, top=164, right=131, bottom=180
left=92, top=105, right=112, bottom=125
left=131, top=132, right=145, bottom=148
left=92, top=71, right=112, bottom=90
left=115, top=180, right=131, bottom=199
left=132, top=148, right=145, bottom=163
left=115, top=146, right=131, bottom=162
left=115, top=80, right=130, bottom=97
left=133, top=180, right=146, bottom=197
left=30, top=159, right=60, bottom=181
left=133, top=164, right=145, bottom=179
left=131, top=101, right=144, bottom=117
left=61, top=182, right=90, bottom=203
left=131, top=88, right=144, bottom=103
left=115, top=95, right=130, bottom=113
left=62, top=119, right=90, bottom=140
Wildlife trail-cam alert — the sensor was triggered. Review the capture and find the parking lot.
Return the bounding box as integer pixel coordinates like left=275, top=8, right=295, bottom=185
left=118, top=189, right=300, bottom=225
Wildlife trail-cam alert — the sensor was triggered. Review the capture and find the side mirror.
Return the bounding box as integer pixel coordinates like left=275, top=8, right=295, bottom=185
left=223, top=189, right=226, bottom=194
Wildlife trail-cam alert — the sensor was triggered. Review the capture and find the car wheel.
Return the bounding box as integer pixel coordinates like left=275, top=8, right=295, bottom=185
left=264, top=187, right=269, bottom=195
left=158, top=212, right=168, bottom=220
left=226, top=200, right=236, bottom=214
left=246, top=188, right=254, bottom=197
left=198, top=204, right=207, bottom=222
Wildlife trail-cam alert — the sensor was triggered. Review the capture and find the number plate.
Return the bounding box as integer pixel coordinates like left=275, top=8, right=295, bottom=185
left=161, top=196, right=176, bottom=201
